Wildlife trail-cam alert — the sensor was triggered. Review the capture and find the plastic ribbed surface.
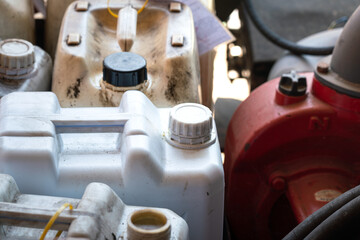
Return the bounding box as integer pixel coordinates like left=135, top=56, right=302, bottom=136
left=0, top=39, right=35, bottom=76
left=169, top=103, right=213, bottom=145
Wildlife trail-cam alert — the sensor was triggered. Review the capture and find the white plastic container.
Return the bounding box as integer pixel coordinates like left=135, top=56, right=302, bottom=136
left=0, top=90, right=224, bottom=240
left=0, top=174, right=188, bottom=240
left=52, top=0, right=201, bottom=108
left=0, top=0, right=35, bottom=43
left=46, top=0, right=215, bottom=108
left=0, top=39, right=52, bottom=96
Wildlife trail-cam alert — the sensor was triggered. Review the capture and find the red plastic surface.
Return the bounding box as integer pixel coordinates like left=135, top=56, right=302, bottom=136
left=224, top=73, right=360, bottom=239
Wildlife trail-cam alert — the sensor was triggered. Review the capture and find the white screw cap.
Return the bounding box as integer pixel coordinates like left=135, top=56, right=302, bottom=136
left=0, top=39, right=35, bottom=76
left=169, top=103, right=213, bottom=145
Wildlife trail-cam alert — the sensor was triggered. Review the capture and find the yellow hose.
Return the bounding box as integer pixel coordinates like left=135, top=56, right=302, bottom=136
left=107, top=0, right=119, bottom=18
left=39, top=203, right=73, bottom=240
left=107, top=0, right=149, bottom=18
left=137, top=0, right=149, bottom=14
left=55, top=229, right=63, bottom=238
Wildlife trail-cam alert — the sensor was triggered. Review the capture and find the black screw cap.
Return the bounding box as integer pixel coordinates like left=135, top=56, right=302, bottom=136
left=279, top=71, right=307, bottom=96
left=103, top=52, right=147, bottom=87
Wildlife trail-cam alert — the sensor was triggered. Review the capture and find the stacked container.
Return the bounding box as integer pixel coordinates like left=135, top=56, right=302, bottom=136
left=52, top=0, right=200, bottom=107
left=0, top=174, right=189, bottom=239
left=0, top=90, right=224, bottom=240
left=45, top=0, right=215, bottom=108
left=0, top=1, right=224, bottom=238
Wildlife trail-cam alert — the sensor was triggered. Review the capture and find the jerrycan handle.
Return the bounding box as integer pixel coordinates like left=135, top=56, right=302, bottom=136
left=51, top=115, right=131, bottom=134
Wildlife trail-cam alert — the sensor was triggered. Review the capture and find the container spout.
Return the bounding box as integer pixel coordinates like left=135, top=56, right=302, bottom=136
left=127, top=209, right=171, bottom=240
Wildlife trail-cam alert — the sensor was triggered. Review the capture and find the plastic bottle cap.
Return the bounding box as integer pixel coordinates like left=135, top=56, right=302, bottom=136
left=169, top=103, right=213, bottom=145
left=103, top=52, right=147, bottom=87
left=0, top=39, right=35, bottom=76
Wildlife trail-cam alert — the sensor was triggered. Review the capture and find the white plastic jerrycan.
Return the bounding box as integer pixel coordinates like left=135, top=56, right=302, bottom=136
left=0, top=90, right=224, bottom=240
left=0, top=174, right=189, bottom=240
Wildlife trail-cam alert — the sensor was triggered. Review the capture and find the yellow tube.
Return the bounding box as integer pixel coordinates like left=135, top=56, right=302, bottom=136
left=39, top=203, right=73, bottom=240
left=55, top=230, right=63, bottom=238
left=137, top=0, right=149, bottom=14
left=107, top=0, right=149, bottom=18
left=107, top=0, right=119, bottom=18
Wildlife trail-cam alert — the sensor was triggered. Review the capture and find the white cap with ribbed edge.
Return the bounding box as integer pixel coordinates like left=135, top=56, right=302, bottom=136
left=0, top=39, right=35, bottom=76
left=168, top=103, right=215, bottom=148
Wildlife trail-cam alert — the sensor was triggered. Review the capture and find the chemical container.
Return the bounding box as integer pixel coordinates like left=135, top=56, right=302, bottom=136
left=0, top=0, right=35, bottom=43
left=51, top=0, right=203, bottom=108
left=0, top=90, right=224, bottom=240
left=0, top=174, right=188, bottom=240
left=47, top=0, right=217, bottom=108
left=0, top=39, right=52, bottom=96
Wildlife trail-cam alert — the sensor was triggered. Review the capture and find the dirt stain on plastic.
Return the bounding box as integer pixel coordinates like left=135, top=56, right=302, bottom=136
left=165, top=58, right=193, bottom=103
left=67, top=78, right=82, bottom=99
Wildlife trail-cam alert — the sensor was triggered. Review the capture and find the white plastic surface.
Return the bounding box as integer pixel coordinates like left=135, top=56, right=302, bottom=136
left=0, top=174, right=188, bottom=240
left=0, top=91, right=224, bottom=240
